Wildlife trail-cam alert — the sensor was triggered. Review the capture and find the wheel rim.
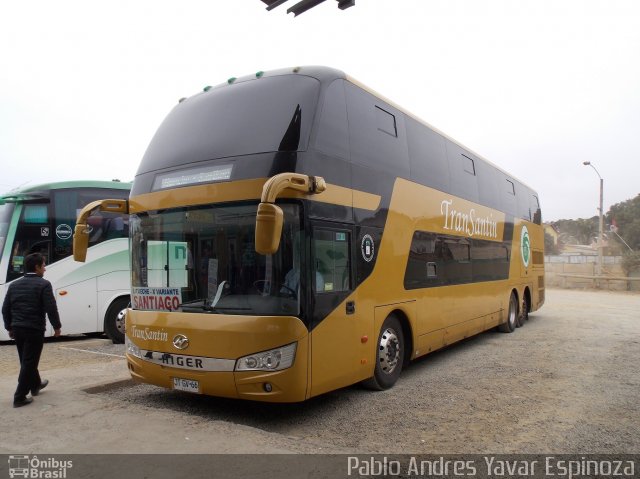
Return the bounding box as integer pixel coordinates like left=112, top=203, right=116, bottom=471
left=116, top=308, right=127, bottom=334
left=378, top=327, right=401, bottom=374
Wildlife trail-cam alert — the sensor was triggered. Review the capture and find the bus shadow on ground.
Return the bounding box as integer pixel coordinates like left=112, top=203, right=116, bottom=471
left=87, top=376, right=362, bottom=433
left=84, top=327, right=521, bottom=434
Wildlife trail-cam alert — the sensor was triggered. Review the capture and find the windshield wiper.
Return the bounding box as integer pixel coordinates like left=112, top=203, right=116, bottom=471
left=178, top=298, right=204, bottom=306
left=177, top=298, right=215, bottom=312
left=211, top=306, right=253, bottom=311
left=177, top=281, right=229, bottom=312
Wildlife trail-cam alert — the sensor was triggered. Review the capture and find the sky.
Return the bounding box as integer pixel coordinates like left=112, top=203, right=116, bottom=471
left=1, top=0, right=639, bottom=221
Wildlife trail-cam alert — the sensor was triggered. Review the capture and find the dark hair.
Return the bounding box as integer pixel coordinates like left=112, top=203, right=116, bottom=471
left=25, top=253, right=45, bottom=273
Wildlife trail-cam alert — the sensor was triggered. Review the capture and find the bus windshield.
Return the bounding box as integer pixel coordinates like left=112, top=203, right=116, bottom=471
left=130, top=203, right=301, bottom=317
left=0, top=202, right=15, bottom=264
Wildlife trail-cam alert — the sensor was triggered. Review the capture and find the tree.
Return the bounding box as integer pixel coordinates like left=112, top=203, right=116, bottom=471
left=553, top=217, right=599, bottom=245
left=607, top=194, right=640, bottom=251
left=544, top=232, right=560, bottom=255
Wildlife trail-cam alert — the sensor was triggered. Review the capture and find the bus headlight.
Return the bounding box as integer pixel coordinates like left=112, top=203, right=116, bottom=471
left=235, top=343, right=297, bottom=372
left=125, top=335, right=142, bottom=359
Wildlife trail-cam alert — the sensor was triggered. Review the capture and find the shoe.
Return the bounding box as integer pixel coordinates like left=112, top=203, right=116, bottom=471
left=31, top=379, right=49, bottom=396
left=13, top=397, right=33, bottom=408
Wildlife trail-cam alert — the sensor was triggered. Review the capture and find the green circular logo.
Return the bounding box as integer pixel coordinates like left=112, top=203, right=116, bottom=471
left=521, top=225, right=531, bottom=268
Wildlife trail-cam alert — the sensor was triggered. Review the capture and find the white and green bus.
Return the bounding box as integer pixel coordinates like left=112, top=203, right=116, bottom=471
left=0, top=180, right=131, bottom=343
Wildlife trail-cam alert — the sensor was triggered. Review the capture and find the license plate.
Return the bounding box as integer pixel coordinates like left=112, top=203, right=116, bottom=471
left=172, top=377, right=200, bottom=393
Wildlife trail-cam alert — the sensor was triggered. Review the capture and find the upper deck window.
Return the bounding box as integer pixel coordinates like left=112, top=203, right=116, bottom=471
left=375, top=106, right=397, bottom=137
left=532, top=195, right=542, bottom=224
left=137, top=75, right=320, bottom=176
left=462, top=155, right=475, bottom=175
left=345, top=82, right=410, bottom=178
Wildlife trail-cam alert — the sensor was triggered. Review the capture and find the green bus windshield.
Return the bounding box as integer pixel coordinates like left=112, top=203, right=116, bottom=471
left=0, top=203, right=15, bottom=264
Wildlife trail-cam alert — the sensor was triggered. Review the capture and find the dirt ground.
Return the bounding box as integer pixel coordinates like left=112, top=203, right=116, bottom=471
left=0, top=288, right=638, bottom=454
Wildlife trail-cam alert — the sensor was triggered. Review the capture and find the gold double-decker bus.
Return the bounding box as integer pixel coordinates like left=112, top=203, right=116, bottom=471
left=74, top=66, right=544, bottom=402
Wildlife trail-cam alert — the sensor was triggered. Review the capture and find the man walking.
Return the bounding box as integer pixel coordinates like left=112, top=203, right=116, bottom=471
left=2, top=253, right=62, bottom=407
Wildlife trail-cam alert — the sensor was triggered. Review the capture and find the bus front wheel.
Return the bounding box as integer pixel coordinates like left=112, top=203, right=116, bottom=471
left=363, top=315, right=405, bottom=391
left=499, top=292, right=518, bottom=333
left=104, top=297, right=129, bottom=344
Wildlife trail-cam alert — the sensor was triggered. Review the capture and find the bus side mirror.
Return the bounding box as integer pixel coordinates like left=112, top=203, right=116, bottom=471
left=255, top=203, right=283, bottom=255
left=254, top=173, right=325, bottom=256
left=73, top=224, right=90, bottom=262
left=73, top=199, right=129, bottom=262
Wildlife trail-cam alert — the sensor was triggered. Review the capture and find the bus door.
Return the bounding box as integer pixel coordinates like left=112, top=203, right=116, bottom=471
left=309, top=223, right=364, bottom=396
left=6, top=203, right=52, bottom=283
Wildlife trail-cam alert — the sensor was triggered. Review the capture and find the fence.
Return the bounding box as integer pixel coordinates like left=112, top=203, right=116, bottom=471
left=544, top=255, right=639, bottom=291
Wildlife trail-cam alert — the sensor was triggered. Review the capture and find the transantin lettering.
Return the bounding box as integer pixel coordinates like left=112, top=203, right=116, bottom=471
left=130, top=326, right=169, bottom=342
left=441, top=199, right=498, bottom=239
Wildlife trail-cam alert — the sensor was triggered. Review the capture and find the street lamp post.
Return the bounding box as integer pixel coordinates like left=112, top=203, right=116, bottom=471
left=583, top=161, right=604, bottom=288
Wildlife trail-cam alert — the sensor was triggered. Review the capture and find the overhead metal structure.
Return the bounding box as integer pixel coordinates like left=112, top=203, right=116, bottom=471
left=260, top=0, right=355, bottom=17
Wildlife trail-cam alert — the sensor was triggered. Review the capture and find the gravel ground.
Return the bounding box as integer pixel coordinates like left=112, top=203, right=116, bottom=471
left=0, top=336, right=125, bottom=376
left=1, top=288, right=639, bottom=454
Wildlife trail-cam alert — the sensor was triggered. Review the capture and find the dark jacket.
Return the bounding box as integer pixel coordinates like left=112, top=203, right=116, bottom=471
left=2, top=273, right=62, bottom=332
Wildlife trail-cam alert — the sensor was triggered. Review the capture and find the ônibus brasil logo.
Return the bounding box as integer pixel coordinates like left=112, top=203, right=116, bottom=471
left=520, top=225, right=531, bottom=268
left=8, top=455, right=73, bottom=478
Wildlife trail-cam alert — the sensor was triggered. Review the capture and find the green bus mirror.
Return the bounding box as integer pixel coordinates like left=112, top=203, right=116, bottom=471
left=255, top=202, right=283, bottom=255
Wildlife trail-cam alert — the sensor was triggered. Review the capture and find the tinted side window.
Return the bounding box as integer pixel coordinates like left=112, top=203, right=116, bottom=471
left=406, top=117, right=449, bottom=192
left=462, top=155, right=475, bottom=175
left=313, top=228, right=351, bottom=293
left=502, top=176, right=517, bottom=216
left=344, top=82, right=410, bottom=178
left=314, top=79, right=349, bottom=160
left=515, top=181, right=532, bottom=221
left=472, top=239, right=510, bottom=282
left=375, top=106, right=397, bottom=137
left=404, top=231, right=440, bottom=289
left=446, top=141, right=479, bottom=203
left=476, top=161, right=501, bottom=211
left=532, top=194, right=542, bottom=225
left=443, top=236, right=472, bottom=284
left=404, top=232, right=510, bottom=289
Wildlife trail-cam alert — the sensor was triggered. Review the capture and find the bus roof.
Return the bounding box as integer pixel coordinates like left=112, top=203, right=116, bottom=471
left=184, top=66, right=536, bottom=193
left=190, top=65, right=346, bottom=96
left=1, top=180, right=131, bottom=203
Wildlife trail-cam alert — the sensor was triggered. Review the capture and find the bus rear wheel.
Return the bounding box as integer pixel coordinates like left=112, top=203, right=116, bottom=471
left=104, top=297, right=129, bottom=344
left=363, top=315, right=404, bottom=391
left=520, top=295, right=530, bottom=324
left=499, top=292, right=518, bottom=333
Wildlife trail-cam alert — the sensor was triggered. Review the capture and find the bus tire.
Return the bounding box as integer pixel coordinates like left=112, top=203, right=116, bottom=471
left=104, top=297, right=129, bottom=344
left=520, top=294, right=530, bottom=324
left=499, top=292, right=518, bottom=333
left=362, top=315, right=404, bottom=391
